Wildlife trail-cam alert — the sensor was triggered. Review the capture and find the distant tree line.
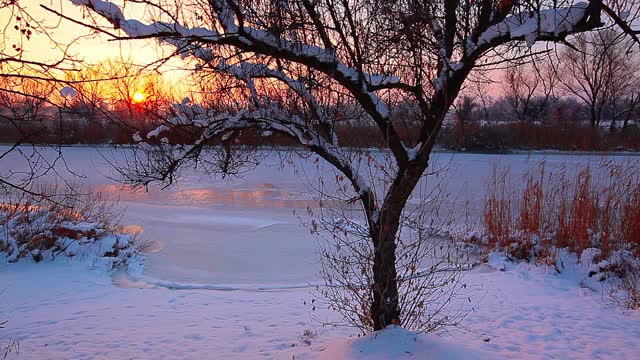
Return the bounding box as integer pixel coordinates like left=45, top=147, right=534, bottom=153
left=444, top=29, right=640, bottom=151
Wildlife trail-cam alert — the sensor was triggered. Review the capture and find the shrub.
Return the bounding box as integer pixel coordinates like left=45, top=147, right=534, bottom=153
left=0, top=186, right=141, bottom=267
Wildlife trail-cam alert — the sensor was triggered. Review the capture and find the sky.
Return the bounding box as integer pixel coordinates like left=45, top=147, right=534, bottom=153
left=2, top=1, right=511, bottom=99
left=2, top=1, right=188, bottom=83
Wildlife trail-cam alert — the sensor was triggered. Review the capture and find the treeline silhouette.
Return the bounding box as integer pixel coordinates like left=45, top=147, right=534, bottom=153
left=2, top=102, right=638, bottom=152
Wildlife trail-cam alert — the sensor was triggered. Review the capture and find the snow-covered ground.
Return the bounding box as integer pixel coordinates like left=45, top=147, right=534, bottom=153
left=1, top=146, right=640, bottom=359
left=3, top=252, right=640, bottom=359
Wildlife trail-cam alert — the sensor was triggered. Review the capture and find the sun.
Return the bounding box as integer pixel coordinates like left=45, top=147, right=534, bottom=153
left=131, top=92, right=147, bottom=104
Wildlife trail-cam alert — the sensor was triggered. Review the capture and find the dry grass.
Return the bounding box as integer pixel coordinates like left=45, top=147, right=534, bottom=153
left=483, top=159, right=640, bottom=257
left=483, top=166, right=512, bottom=247
left=568, top=168, right=598, bottom=253
left=481, top=159, right=640, bottom=307
left=480, top=159, right=640, bottom=308
left=516, top=164, right=544, bottom=235
left=621, top=184, right=640, bottom=252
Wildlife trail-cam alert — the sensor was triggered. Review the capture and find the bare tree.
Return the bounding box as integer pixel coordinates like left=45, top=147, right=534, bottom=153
left=600, top=38, right=640, bottom=130
left=469, top=72, right=494, bottom=124
left=558, top=29, right=640, bottom=128
left=452, top=95, right=477, bottom=148
left=62, top=63, right=111, bottom=122
left=307, top=154, right=472, bottom=333
left=503, top=60, right=557, bottom=124
left=0, top=1, right=85, bottom=197
left=62, top=0, right=640, bottom=330
left=0, top=76, right=56, bottom=144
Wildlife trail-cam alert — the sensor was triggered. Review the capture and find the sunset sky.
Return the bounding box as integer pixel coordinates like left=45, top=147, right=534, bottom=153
left=2, top=1, right=189, bottom=83
left=2, top=1, right=509, bottom=98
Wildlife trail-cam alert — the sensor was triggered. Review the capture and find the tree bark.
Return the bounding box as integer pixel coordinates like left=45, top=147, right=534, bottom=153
left=370, top=220, right=401, bottom=329
left=368, top=162, right=429, bottom=330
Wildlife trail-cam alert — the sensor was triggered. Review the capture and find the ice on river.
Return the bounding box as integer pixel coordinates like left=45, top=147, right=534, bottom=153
left=1, top=146, right=637, bottom=287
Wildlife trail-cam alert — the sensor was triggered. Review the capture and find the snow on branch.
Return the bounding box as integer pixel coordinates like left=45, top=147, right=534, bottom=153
left=69, top=1, right=399, bottom=92
left=215, top=59, right=323, bottom=117
left=68, top=0, right=403, bottom=125
left=472, top=2, right=590, bottom=50
left=69, top=0, right=415, bottom=167
left=134, top=100, right=372, bottom=195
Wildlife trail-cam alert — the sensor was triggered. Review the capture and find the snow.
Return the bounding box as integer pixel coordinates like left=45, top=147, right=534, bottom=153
left=3, top=245, right=640, bottom=359
left=60, top=238, right=81, bottom=256
left=132, top=131, right=142, bottom=142
left=621, top=10, right=631, bottom=20
left=366, top=74, right=400, bottom=87
left=405, top=142, right=422, bottom=161
left=487, top=252, right=508, bottom=271
left=59, top=86, right=77, bottom=98
left=0, top=257, right=337, bottom=359
left=2, top=146, right=640, bottom=359
left=70, top=0, right=124, bottom=22
left=147, top=125, right=168, bottom=138
left=316, top=326, right=488, bottom=359
left=475, top=3, right=589, bottom=48
left=453, top=259, right=640, bottom=359
left=367, top=92, right=389, bottom=118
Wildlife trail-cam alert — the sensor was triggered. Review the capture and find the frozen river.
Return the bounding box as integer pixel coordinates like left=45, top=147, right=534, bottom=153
left=1, top=146, right=637, bottom=286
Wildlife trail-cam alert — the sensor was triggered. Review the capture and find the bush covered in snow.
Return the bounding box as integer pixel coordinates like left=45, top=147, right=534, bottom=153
left=0, top=189, right=141, bottom=268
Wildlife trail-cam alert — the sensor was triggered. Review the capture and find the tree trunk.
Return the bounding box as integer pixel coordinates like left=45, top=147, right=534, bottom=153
left=589, top=106, right=597, bottom=128
left=623, top=110, right=633, bottom=129
left=370, top=219, right=401, bottom=330
left=458, top=117, right=466, bottom=150
left=367, top=162, right=428, bottom=330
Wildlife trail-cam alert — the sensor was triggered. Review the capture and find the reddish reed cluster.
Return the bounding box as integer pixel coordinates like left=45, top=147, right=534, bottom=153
left=483, top=159, right=640, bottom=258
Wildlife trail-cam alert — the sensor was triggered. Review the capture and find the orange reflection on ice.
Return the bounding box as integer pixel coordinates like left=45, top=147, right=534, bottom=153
left=169, top=187, right=313, bottom=208
left=94, top=184, right=155, bottom=202
left=94, top=183, right=315, bottom=209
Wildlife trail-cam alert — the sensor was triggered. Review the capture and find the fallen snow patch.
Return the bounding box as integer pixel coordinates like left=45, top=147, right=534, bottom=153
left=315, top=325, right=489, bottom=360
